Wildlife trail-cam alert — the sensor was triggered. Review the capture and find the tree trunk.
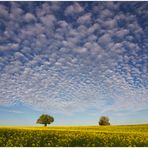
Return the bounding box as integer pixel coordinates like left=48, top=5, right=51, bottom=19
left=44, top=123, right=47, bottom=127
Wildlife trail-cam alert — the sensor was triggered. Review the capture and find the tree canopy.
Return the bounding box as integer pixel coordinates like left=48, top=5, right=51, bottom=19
left=36, top=114, right=54, bottom=126
left=98, top=116, right=110, bottom=126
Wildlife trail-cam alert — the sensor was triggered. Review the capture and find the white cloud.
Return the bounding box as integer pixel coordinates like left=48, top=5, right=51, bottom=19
left=0, top=4, right=9, bottom=17
left=115, top=29, right=129, bottom=38
left=87, top=23, right=100, bottom=34
left=64, top=2, right=83, bottom=16
left=0, top=2, right=147, bottom=115
left=101, top=9, right=114, bottom=18
left=103, top=19, right=117, bottom=29
left=24, top=13, right=36, bottom=22
left=98, top=33, right=112, bottom=47
left=40, top=14, right=56, bottom=27
left=0, top=43, right=19, bottom=51
left=73, top=47, right=87, bottom=53
left=58, top=20, right=68, bottom=28
left=77, top=13, right=91, bottom=24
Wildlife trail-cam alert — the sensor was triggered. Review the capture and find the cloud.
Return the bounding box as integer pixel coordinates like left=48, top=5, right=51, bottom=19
left=0, top=2, right=147, bottom=115
left=77, top=13, right=91, bottom=24
left=0, top=43, right=19, bottom=51
left=24, top=13, right=36, bottom=22
left=115, top=29, right=129, bottom=38
left=101, top=9, right=114, bottom=18
left=40, top=14, right=56, bottom=27
left=103, top=19, right=117, bottom=29
left=64, top=2, right=84, bottom=16
left=98, top=33, right=112, bottom=47
left=0, top=4, right=9, bottom=17
left=73, top=47, right=87, bottom=53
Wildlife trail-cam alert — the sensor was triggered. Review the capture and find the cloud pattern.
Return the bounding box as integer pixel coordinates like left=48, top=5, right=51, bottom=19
left=0, top=2, right=148, bottom=114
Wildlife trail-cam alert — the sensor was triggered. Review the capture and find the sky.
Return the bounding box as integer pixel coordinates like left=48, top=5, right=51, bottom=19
left=0, top=1, right=148, bottom=126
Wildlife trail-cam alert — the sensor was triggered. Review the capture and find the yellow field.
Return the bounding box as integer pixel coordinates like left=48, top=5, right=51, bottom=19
left=0, top=124, right=148, bottom=146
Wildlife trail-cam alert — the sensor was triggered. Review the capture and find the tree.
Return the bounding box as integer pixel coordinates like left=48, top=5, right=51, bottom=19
left=98, top=116, right=110, bottom=126
left=36, top=114, right=54, bottom=127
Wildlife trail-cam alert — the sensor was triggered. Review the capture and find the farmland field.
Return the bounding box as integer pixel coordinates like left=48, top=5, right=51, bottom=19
left=0, top=124, right=148, bottom=147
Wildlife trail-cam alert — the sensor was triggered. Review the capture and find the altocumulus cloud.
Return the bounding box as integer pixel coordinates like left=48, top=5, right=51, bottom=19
left=0, top=2, right=148, bottom=114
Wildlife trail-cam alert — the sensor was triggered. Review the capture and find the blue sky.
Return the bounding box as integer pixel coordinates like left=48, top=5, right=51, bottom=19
left=0, top=2, right=148, bottom=126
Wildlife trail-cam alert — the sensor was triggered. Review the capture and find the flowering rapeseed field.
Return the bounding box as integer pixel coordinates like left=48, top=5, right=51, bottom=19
left=0, top=124, right=148, bottom=147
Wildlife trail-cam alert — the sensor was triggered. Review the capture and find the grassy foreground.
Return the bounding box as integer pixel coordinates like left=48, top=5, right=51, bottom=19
left=0, top=124, right=148, bottom=147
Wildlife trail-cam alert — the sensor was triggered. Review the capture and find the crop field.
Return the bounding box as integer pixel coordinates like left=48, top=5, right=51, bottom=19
left=0, top=124, right=148, bottom=147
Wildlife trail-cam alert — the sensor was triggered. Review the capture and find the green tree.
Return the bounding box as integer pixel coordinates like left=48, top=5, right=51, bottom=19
left=36, top=114, right=54, bottom=127
left=99, top=116, right=110, bottom=126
